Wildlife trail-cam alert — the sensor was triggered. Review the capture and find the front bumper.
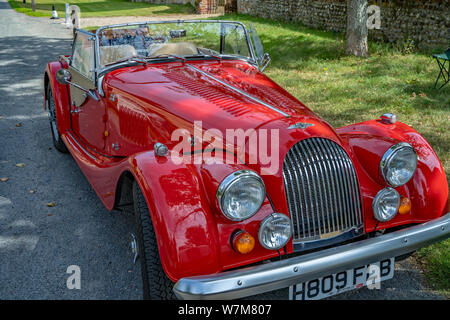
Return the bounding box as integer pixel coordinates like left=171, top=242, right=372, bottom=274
left=173, top=212, right=450, bottom=300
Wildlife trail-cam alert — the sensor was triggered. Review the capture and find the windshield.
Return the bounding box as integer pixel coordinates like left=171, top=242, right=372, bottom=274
left=96, top=21, right=253, bottom=69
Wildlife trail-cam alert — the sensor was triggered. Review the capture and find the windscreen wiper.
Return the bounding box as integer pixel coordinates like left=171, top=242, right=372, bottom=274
left=193, top=53, right=222, bottom=61
left=104, top=55, right=149, bottom=67
left=150, top=54, right=186, bottom=63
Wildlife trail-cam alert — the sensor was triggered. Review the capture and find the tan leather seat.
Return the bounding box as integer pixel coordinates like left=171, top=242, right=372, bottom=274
left=100, top=45, right=138, bottom=66
left=148, top=42, right=198, bottom=57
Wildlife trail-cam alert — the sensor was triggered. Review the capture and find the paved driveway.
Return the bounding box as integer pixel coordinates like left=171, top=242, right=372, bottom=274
left=0, top=0, right=444, bottom=300
left=0, top=0, right=141, bottom=299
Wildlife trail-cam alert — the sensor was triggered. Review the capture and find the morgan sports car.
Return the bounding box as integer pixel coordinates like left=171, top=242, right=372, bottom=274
left=43, top=20, right=450, bottom=300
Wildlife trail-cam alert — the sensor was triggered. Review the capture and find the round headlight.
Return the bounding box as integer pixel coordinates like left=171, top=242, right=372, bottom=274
left=372, top=187, right=400, bottom=222
left=217, top=170, right=265, bottom=221
left=258, top=213, right=292, bottom=250
left=380, top=142, right=417, bottom=187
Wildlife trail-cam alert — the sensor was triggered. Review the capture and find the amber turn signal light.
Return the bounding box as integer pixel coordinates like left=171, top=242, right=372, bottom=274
left=398, top=197, right=411, bottom=215
left=231, top=231, right=255, bottom=254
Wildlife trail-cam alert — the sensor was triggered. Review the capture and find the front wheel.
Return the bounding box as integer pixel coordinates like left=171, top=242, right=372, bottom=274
left=132, top=181, right=176, bottom=300
left=46, top=85, right=68, bottom=153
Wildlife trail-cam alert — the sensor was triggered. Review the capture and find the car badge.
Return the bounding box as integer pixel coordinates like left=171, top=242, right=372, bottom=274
left=288, top=122, right=314, bottom=130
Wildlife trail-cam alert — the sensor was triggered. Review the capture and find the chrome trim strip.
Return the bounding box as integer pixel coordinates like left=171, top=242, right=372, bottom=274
left=296, top=142, right=319, bottom=236
left=67, top=132, right=97, bottom=161
left=335, top=144, right=353, bottom=228
left=186, top=64, right=290, bottom=118
left=326, top=139, right=347, bottom=230
left=304, top=139, right=327, bottom=234
left=173, top=213, right=450, bottom=300
left=293, top=226, right=363, bottom=252
left=97, top=75, right=104, bottom=97
left=292, top=143, right=313, bottom=236
left=314, top=139, right=334, bottom=232
left=310, top=139, right=330, bottom=233
left=282, top=155, right=301, bottom=237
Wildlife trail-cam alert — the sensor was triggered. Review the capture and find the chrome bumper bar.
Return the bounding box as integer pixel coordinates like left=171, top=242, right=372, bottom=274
left=173, top=213, right=450, bottom=300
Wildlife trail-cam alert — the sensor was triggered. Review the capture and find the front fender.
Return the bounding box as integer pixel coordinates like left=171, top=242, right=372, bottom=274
left=44, top=60, right=71, bottom=134
left=337, top=119, right=449, bottom=231
left=128, top=151, right=221, bottom=282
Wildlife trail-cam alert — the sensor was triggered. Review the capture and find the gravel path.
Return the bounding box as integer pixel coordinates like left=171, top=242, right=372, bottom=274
left=0, top=0, right=445, bottom=300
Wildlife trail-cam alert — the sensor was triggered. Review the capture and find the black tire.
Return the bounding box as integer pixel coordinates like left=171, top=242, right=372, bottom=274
left=132, top=181, right=176, bottom=300
left=46, top=85, right=68, bottom=153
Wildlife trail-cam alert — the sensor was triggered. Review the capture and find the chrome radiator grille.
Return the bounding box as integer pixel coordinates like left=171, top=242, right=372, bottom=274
left=282, top=138, right=363, bottom=243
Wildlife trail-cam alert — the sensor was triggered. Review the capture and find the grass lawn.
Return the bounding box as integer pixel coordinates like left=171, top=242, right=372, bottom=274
left=218, top=14, right=449, bottom=295
left=7, top=0, right=195, bottom=18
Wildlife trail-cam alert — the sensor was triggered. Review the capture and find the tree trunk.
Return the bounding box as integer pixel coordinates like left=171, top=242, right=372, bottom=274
left=346, top=0, right=368, bottom=57
left=31, top=0, right=35, bottom=12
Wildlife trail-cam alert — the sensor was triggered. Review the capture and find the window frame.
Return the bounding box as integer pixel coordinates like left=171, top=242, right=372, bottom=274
left=70, top=29, right=97, bottom=84
left=93, top=20, right=258, bottom=74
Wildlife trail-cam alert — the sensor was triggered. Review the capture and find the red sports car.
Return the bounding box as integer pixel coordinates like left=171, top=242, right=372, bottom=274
left=44, top=20, right=449, bottom=300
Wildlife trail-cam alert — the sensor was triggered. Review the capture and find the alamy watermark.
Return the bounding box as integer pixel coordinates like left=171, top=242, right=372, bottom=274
left=367, top=5, right=381, bottom=30
left=170, top=121, right=280, bottom=175
left=66, top=265, right=81, bottom=290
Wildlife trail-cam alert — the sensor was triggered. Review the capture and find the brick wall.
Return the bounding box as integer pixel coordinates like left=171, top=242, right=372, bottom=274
left=197, top=0, right=236, bottom=14
left=237, top=0, right=449, bottom=48
left=138, top=0, right=236, bottom=14
left=137, top=0, right=195, bottom=4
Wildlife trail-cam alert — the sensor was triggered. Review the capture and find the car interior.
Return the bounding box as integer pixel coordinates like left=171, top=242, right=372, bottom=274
left=97, top=27, right=202, bottom=66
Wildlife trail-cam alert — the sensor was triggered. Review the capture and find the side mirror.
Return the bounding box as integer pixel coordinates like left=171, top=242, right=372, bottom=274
left=55, top=68, right=99, bottom=101
left=56, top=68, right=72, bottom=85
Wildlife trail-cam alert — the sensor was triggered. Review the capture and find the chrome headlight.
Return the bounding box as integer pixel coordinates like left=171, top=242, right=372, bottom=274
left=217, top=170, right=265, bottom=221
left=258, top=213, right=292, bottom=250
left=372, top=187, right=400, bottom=222
left=380, top=142, right=417, bottom=187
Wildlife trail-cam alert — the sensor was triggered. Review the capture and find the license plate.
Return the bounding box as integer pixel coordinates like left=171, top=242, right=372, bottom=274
left=289, top=258, right=395, bottom=300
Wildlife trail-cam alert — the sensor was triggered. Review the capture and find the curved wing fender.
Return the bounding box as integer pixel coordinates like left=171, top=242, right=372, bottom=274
left=337, top=119, right=449, bottom=230
left=44, top=61, right=71, bottom=134
left=128, top=152, right=221, bottom=282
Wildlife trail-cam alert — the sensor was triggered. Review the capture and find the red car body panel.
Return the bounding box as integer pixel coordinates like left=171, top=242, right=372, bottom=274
left=44, top=58, right=449, bottom=282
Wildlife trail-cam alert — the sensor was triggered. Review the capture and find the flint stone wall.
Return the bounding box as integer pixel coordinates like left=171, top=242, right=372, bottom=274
left=237, top=0, right=449, bottom=47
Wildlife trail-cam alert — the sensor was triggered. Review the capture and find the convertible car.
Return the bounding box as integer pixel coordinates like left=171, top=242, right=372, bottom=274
left=44, top=20, right=449, bottom=300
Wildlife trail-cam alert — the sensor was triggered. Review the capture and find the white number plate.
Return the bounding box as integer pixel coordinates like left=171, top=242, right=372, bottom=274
left=289, top=258, right=395, bottom=300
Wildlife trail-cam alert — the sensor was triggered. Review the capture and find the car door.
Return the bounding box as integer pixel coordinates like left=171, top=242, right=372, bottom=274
left=69, top=30, right=106, bottom=151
